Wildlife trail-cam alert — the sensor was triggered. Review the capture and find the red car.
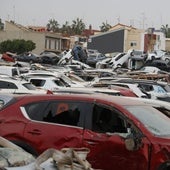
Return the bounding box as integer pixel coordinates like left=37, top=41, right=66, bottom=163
left=0, top=94, right=169, bottom=170
left=1, top=52, right=16, bottom=62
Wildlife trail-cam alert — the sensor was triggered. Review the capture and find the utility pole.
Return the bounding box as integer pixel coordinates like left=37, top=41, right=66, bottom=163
left=13, top=5, right=15, bottom=22
left=141, top=12, right=146, bottom=29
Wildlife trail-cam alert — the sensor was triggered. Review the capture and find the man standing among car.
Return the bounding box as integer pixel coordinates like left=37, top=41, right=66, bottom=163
left=71, top=41, right=87, bottom=63
left=72, top=41, right=80, bottom=61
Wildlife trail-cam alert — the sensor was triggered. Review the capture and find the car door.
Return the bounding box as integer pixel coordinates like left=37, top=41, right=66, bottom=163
left=82, top=102, right=151, bottom=170
left=23, top=100, right=85, bottom=154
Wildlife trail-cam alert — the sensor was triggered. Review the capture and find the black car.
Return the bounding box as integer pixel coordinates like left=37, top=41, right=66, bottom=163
left=16, top=53, right=41, bottom=63
left=39, top=52, right=60, bottom=65
left=144, top=60, right=170, bottom=72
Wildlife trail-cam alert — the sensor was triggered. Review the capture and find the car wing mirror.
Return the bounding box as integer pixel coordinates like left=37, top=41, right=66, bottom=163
left=125, top=127, right=143, bottom=151
left=125, top=137, right=136, bottom=151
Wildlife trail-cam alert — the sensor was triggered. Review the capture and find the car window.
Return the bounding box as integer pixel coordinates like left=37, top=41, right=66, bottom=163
left=115, top=53, right=125, bottom=61
left=155, top=107, right=170, bottom=118
left=24, top=101, right=88, bottom=127
left=53, top=79, right=68, bottom=87
left=0, top=81, right=18, bottom=89
left=153, top=85, right=166, bottom=93
left=92, top=104, right=128, bottom=134
left=30, top=79, right=46, bottom=87
left=139, top=84, right=153, bottom=92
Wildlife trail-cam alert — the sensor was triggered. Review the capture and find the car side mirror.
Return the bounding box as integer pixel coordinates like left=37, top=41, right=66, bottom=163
left=125, top=137, right=136, bottom=151
left=124, top=126, right=143, bottom=151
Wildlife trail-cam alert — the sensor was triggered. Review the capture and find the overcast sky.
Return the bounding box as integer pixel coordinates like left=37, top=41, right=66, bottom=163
left=0, top=0, right=170, bottom=30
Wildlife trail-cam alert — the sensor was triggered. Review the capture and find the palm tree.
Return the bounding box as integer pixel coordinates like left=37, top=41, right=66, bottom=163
left=61, top=21, right=72, bottom=35
left=46, top=19, right=60, bottom=32
left=100, top=21, right=112, bottom=32
left=161, top=24, right=170, bottom=38
left=71, top=18, right=85, bottom=35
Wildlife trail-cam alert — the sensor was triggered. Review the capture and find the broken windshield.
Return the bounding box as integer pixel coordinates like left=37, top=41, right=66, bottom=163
left=125, top=105, right=170, bottom=136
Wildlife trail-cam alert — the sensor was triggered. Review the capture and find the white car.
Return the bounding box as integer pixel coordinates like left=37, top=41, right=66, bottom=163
left=22, top=70, right=85, bottom=88
left=27, top=76, right=70, bottom=91
left=147, top=50, right=166, bottom=61
left=57, top=49, right=91, bottom=69
left=0, top=65, right=20, bottom=77
left=0, top=77, right=51, bottom=94
left=110, top=52, right=132, bottom=70
left=96, top=52, right=120, bottom=69
left=96, top=57, right=112, bottom=69
left=53, top=86, right=122, bottom=96
left=109, top=82, right=148, bottom=98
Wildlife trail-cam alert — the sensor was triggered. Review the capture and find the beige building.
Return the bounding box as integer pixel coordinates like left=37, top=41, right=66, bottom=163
left=88, top=23, right=145, bottom=54
left=165, top=38, right=170, bottom=51
left=0, top=21, right=70, bottom=54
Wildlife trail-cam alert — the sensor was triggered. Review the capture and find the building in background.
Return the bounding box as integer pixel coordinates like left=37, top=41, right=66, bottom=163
left=0, top=21, right=168, bottom=55
left=0, top=21, right=70, bottom=54
left=87, top=23, right=144, bottom=54
left=166, top=38, right=170, bottom=51
left=87, top=23, right=166, bottom=54
left=143, top=28, right=165, bottom=52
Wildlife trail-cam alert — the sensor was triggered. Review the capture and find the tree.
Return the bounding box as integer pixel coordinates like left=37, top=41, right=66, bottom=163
left=100, top=21, right=112, bottom=32
left=60, top=21, right=73, bottom=35
left=161, top=24, right=170, bottom=38
left=0, top=39, right=36, bottom=54
left=46, top=19, right=60, bottom=32
left=71, top=18, right=86, bottom=35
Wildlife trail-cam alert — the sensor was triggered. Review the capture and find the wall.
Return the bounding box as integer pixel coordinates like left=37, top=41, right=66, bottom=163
left=124, top=29, right=143, bottom=52
left=87, top=29, right=125, bottom=54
